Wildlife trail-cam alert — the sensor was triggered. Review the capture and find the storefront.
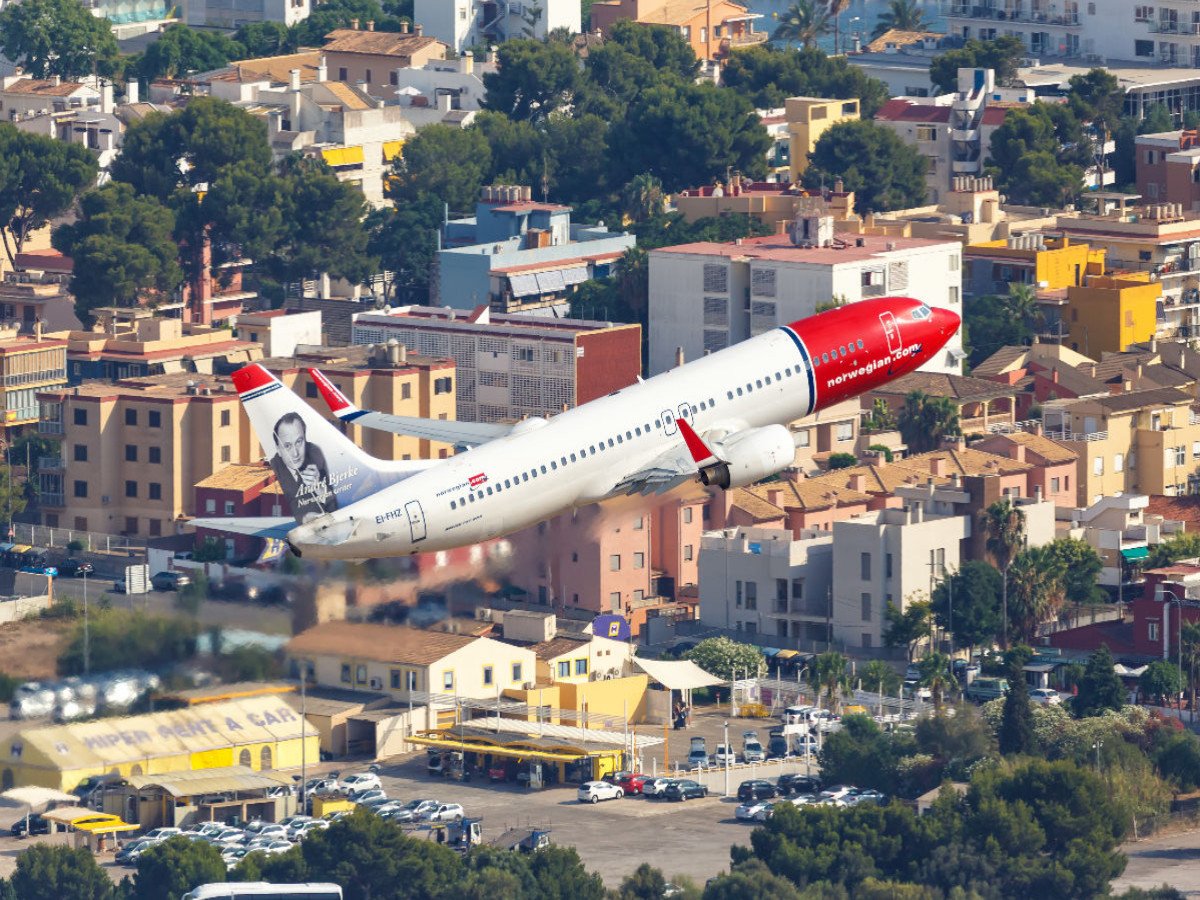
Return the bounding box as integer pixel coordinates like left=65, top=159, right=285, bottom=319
left=408, top=726, right=626, bottom=786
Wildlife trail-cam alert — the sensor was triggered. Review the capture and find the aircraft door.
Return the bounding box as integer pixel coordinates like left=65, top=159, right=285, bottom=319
left=677, top=402, right=693, bottom=426
left=404, top=500, right=427, bottom=543
left=879, top=312, right=902, bottom=355
left=661, top=409, right=677, bottom=435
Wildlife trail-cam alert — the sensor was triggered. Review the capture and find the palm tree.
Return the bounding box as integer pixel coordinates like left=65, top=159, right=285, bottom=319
left=861, top=659, right=902, bottom=714
left=825, top=0, right=850, bottom=54
left=981, top=498, right=1026, bottom=650
left=871, top=0, right=930, bottom=39
left=616, top=246, right=649, bottom=317
left=1006, top=546, right=1064, bottom=645
left=771, top=0, right=831, bottom=49
left=898, top=391, right=961, bottom=453
left=1182, top=621, right=1200, bottom=723
left=810, top=650, right=851, bottom=712
left=1006, top=281, right=1044, bottom=337
left=918, top=651, right=955, bottom=709
left=619, top=173, right=665, bottom=224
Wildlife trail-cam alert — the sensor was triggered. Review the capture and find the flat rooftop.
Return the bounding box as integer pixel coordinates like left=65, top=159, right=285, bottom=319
left=651, top=231, right=955, bottom=264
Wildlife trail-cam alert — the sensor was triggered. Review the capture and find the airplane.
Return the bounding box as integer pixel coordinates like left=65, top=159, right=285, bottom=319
left=195, top=296, right=959, bottom=560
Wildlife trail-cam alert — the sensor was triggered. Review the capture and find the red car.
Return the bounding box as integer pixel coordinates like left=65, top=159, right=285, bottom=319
left=615, top=773, right=650, bottom=795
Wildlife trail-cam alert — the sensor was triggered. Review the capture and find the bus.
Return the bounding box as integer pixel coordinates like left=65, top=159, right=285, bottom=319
left=181, top=884, right=343, bottom=900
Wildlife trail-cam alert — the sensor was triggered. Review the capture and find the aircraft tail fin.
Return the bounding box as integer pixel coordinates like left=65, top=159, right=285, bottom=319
left=231, top=364, right=401, bottom=524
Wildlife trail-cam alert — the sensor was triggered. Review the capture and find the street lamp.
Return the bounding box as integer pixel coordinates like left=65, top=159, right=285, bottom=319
left=1161, top=588, right=1186, bottom=716
left=1092, top=739, right=1103, bottom=774
left=723, top=720, right=730, bottom=798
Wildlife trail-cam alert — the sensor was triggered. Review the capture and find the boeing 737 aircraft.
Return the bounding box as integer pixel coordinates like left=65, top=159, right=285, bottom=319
left=195, top=296, right=959, bottom=560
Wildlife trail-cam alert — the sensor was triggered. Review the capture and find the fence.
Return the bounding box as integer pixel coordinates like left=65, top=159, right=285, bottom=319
left=6, top=522, right=145, bottom=556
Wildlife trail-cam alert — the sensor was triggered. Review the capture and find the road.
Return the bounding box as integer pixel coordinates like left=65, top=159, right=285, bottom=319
left=1112, top=829, right=1200, bottom=898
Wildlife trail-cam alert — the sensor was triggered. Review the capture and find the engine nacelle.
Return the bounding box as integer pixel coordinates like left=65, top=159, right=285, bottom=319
left=698, top=424, right=794, bottom=490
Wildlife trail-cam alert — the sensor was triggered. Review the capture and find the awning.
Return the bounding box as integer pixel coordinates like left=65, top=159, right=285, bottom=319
left=406, top=733, right=590, bottom=762
left=634, top=657, right=724, bottom=690
left=9, top=545, right=31, bottom=553
left=560, top=265, right=589, bottom=285
left=43, top=807, right=119, bottom=826
left=321, top=146, right=364, bottom=167
left=509, top=274, right=539, bottom=297
left=74, top=819, right=138, bottom=834
left=126, top=766, right=295, bottom=799
left=0, top=786, right=79, bottom=808
left=535, top=270, right=566, bottom=293
left=381, top=139, right=404, bottom=161
left=1121, top=546, right=1149, bottom=560
left=775, top=649, right=800, bottom=660
left=761, top=647, right=782, bottom=658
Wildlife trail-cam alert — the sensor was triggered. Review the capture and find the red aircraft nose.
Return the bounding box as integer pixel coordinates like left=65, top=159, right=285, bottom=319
left=930, top=306, right=961, bottom=341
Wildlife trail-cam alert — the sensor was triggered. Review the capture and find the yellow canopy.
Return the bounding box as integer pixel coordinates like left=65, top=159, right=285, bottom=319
left=406, top=733, right=589, bottom=763
left=381, top=140, right=404, bottom=161
left=321, top=146, right=364, bottom=167
left=73, top=819, right=138, bottom=834
left=775, top=649, right=800, bottom=660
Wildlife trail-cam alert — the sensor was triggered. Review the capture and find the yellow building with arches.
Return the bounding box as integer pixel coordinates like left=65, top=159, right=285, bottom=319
left=0, top=696, right=319, bottom=791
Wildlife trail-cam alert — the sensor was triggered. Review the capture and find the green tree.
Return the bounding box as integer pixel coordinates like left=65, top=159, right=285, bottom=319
left=703, top=860, right=803, bottom=900
left=528, top=845, right=606, bottom=900
left=811, top=650, right=852, bottom=711
left=684, top=636, right=765, bottom=682
left=986, top=104, right=1085, bottom=206
left=605, top=19, right=699, bottom=79
left=929, top=35, right=1025, bottom=93
left=803, top=120, right=927, bottom=214
left=0, top=124, right=99, bottom=267
left=861, top=398, right=895, bottom=434
left=817, top=713, right=915, bottom=794
left=1183, top=621, right=1200, bottom=722
left=366, top=197, right=443, bottom=304
left=611, top=82, right=770, bottom=193
left=387, top=125, right=491, bottom=213
left=721, top=45, right=889, bottom=116
left=52, top=183, right=183, bottom=320
left=962, top=293, right=1035, bottom=368
left=825, top=0, right=850, bottom=55
left=0, top=467, right=27, bottom=526
left=1044, top=536, right=1106, bottom=605
left=931, top=560, right=1002, bottom=654
left=1005, top=281, right=1043, bottom=332
left=771, top=0, right=831, bottom=49
left=1139, top=660, right=1182, bottom=707
left=1147, top=532, right=1200, bottom=568
left=918, top=651, right=955, bottom=708
left=134, top=836, right=226, bottom=900
left=1006, top=545, right=1064, bottom=645
left=883, top=600, right=932, bottom=662
left=233, top=21, right=297, bottom=57
left=1074, top=645, right=1126, bottom=718
left=827, top=452, right=857, bottom=469
left=860, top=659, right=902, bottom=700
left=897, top=390, right=960, bottom=453
left=619, top=173, right=665, bottom=224
left=58, top=609, right=198, bottom=675
left=871, top=0, right=929, bottom=38
left=133, top=24, right=245, bottom=81
left=0, top=0, right=119, bottom=78
left=1067, top=67, right=1124, bottom=174
left=981, top=498, right=1026, bottom=650
left=618, top=862, right=667, bottom=900
left=9, top=844, right=113, bottom=900
left=998, top=663, right=1035, bottom=755
left=288, top=0, right=405, bottom=45
left=482, top=39, right=581, bottom=122
left=616, top=246, right=649, bottom=318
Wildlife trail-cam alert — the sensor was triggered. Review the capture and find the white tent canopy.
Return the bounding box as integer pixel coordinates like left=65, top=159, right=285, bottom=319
left=634, top=657, right=724, bottom=691
left=0, top=786, right=78, bottom=809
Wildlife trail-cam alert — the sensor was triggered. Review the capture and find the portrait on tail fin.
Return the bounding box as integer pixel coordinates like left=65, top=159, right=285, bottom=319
left=269, top=411, right=339, bottom=523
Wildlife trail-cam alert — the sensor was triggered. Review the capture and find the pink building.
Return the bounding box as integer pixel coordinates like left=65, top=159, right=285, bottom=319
left=971, top=431, right=1079, bottom=507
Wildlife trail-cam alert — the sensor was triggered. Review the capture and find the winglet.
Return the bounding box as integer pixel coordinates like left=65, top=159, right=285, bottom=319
left=308, top=368, right=355, bottom=417
left=676, top=418, right=719, bottom=468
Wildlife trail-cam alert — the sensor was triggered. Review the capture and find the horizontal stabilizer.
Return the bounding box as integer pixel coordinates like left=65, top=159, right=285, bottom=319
left=189, top=517, right=295, bottom=540
left=308, top=367, right=510, bottom=447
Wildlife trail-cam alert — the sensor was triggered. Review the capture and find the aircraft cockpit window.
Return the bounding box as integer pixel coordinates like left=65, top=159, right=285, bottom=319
left=913, top=304, right=932, bottom=320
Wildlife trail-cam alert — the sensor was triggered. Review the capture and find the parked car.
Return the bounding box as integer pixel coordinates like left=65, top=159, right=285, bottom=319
left=687, top=737, right=709, bottom=769
left=578, top=781, right=624, bottom=803
left=742, top=731, right=766, bottom=763
left=358, top=794, right=393, bottom=810
left=964, top=677, right=1010, bottom=703
left=819, top=785, right=858, bottom=802
left=142, top=827, right=182, bottom=841
left=349, top=788, right=387, bottom=805
left=10, top=815, right=49, bottom=837
left=905, top=663, right=922, bottom=681
left=777, top=774, right=822, bottom=796
left=737, top=779, right=777, bottom=803
left=422, top=802, right=465, bottom=823
left=304, top=777, right=342, bottom=795
left=713, top=743, right=738, bottom=766
left=389, top=799, right=438, bottom=822
left=766, top=733, right=790, bottom=759
left=150, top=571, right=190, bottom=591
left=735, top=799, right=772, bottom=821
left=211, top=580, right=260, bottom=603
left=664, top=779, right=708, bottom=801
left=847, top=789, right=887, bottom=806
left=294, top=820, right=329, bottom=838
left=789, top=793, right=818, bottom=808
left=243, top=822, right=288, bottom=840
left=641, top=778, right=676, bottom=799
left=615, top=773, right=650, bottom=795
left=903, top=680, right=933, bottom=701
left=1030, top=688, right=1063, bottom=706
left=57, top=559, right=94, bottom=577
left=117, top=837, right=162, bottom=866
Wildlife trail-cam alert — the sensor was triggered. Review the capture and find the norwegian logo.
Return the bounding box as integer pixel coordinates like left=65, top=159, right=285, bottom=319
left=469, top=473, right=488, bottom=488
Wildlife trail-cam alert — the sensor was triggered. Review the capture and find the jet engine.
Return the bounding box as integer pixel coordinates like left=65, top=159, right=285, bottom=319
left=697, top=424, right=794, bottom=490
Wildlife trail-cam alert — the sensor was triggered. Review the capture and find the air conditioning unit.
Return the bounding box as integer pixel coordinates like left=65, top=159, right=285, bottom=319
left=368, top=677, right=383, bottom=690
left=101, top=495, right=110, bottom=504
left=522, top=681, right=536, bottom=690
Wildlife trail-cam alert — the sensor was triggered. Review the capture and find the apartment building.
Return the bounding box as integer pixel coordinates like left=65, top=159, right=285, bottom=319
left=973, top=344, right=1108, bottom=420
left=37, top=343, right=455, bottom=535
left=319, top=23, right=449, bottom=100
left=417, top=0, right=580, bottom=53
left=784, top=97, right=860, bottom=181
left=0, top=330, right=67, bottom=436
left=673, top=179, right=857, bottom=234
left=232, top=310, right=322, bottom=358
left=351, top=304, right=641, bottom=424
left=193, top=464, right=279, bottom=560
left=438, top=186, right=636, bottom=315
left=185, top=0, right=308, bottom=28
left=0, top=75, right=101, bottom=118
left=963, top=234, right=1102, bottom=297
left=1065, top=274, right=1161, bottom=357
left=1063, top=493, right=1181, bottom=587
left=589, top=0, right=766, bottom=62
left=1043, top=387, right=1200, bottom=504
left=647, top=205, right=964, bottom=376
left=972, top=431, right=1079, bottom=506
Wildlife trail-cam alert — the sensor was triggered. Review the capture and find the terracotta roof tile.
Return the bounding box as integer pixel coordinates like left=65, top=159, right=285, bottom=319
left=864, top=28, right=940, bottom=52
left=287, top=621, right=476, bottom=665
left=875, top=371, right=1016, bottom=402
left=529, top=636, right=588, bottom=660
left=321, top=30, right=444, bottom=57
left=194, top=464, right=274, bottom=492
left=874, top=99, right=952, bottom=124
left=971, top=345, right=1030, bottom=378
left=985, top=431, right=1078, bottom=463
left=746, top=480, right=871, bottom=510
left=728, top=489, right=785, bottom=521
left=2, top=78, right=89, bottom=97
left=1145, top=495, right=1200, bottom=527
left=903, top=447, right=1033, bottom=476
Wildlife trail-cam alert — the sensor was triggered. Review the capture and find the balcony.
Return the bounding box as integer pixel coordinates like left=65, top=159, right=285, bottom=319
left=37, top=456, right=62, bottom=472
left=951, top=128, right=980, bottom=143
left=40, top=492, right=64, bottom=508
left=1044, top=429, right=1109, bottom=442
left=952, top=158, right=983, bottom=174
left=37, top=419, right=63, bottom=435
left=946, top=5, right=1079, bottom=24
left=726, top=31, right=767, bottom=47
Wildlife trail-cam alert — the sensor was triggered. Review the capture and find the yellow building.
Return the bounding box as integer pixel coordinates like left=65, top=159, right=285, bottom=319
left=0, top=696, right=319, bottom=791
left=964, top=235, right=1105, bottom=295
left=787, top=97, right=860, bottom=181
left=1044, top=387, right=1200, bottom=505
left=1066, top=275, right=1160, bottom=358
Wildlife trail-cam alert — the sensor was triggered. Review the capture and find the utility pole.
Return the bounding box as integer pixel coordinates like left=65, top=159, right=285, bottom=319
left=82, top=570, right=89, bottom=675
left=723, top=720, right=730, bottom=797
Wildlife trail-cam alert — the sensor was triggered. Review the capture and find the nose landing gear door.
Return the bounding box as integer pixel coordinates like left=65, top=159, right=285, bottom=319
left=404, top=500, right=427, bottom=543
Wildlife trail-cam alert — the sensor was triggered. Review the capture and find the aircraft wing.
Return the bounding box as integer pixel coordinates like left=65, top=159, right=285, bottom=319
left=610, top=443, right=700, bottom=497
left=308, top=367, right=510, bottom=447
left=188, top=517, right=295, bottom=540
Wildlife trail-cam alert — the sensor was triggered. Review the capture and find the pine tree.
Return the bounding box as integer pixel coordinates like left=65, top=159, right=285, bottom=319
left=1073, top=644, right=1126, bottom=718
left=998, top=665, right=1035, bottom=755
